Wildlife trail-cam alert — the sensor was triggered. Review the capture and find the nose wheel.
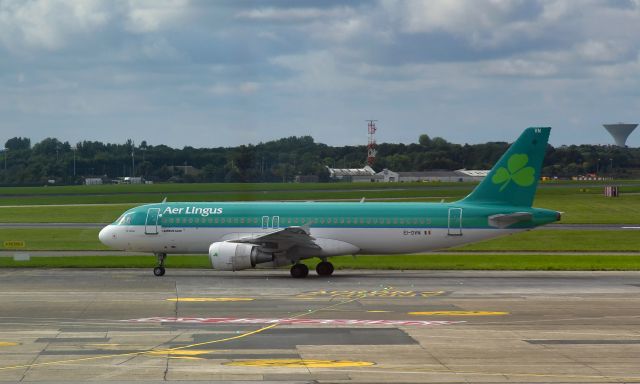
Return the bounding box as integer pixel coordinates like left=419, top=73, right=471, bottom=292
left=153, top=253, right=167, bottom=276
left=290, top=263, right=309, bottom=278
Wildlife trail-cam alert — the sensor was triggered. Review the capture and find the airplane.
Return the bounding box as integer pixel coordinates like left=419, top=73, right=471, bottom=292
left=99, top=127, right=560, bottom=278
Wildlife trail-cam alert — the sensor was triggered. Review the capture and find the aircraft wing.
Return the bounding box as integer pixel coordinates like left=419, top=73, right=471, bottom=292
left=230, top=226, right=320, bottom=251
left=488, top=212, right=533, bottom=229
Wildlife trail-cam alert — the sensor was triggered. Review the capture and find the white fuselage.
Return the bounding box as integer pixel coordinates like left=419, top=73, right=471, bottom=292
left=99, top=224, right=522, bottom=256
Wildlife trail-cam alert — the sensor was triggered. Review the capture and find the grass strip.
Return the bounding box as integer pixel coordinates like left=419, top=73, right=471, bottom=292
left=455, top=230, right=640, bottom=252
left=2, top=229, right=640, bottom=252
left=1, top=254, right=640, bottom=270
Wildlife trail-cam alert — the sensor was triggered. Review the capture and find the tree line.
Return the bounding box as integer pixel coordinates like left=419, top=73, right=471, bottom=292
left=0, top=135, right=638, bottom=185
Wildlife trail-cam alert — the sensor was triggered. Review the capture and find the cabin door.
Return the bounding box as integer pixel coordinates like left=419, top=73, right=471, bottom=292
left=447, top=208, right=463, bottom=236
left=145, top=208, right=161, bottom=235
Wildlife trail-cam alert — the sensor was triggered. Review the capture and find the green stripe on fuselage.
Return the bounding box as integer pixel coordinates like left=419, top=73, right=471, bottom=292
left=113, top=201, right=558, bottom=230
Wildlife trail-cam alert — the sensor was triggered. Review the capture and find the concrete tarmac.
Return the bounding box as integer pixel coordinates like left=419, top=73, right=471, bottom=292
left=1, top=269, right=640, bottom=383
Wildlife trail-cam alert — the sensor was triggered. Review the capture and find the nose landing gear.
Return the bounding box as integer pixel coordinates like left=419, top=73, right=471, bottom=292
left=153, top=253, right=167, bottom=276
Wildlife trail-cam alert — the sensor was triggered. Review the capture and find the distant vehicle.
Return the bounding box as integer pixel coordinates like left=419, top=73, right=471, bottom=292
left=99, top=128, right=560, bottom=278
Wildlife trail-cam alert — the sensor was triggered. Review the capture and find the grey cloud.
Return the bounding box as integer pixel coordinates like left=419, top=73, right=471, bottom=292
left=0, top=0, right=639, bottom=148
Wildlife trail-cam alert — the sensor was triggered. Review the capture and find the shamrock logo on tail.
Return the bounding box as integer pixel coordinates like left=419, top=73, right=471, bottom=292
left=492, top=154, right=535, bottom=191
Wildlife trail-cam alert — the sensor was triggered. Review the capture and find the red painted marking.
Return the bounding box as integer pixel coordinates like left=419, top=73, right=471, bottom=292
left=124, top=317, right=465, bottom=327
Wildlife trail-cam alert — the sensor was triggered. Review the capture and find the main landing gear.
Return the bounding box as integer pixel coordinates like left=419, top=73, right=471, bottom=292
left=154, top=253, right=167, bottom=276
left=290, top=263, right=309, bottom=278
left=289, top=260, right=335, bottom=278
left=316, top=261, right=334, bottom=277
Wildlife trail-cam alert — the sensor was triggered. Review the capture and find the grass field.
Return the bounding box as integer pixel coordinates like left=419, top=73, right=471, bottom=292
left=1, top=181, right=639, bottom=224
left=1, top=253, right=639, bottom=270
left=1, top=228, right=639, bottom=252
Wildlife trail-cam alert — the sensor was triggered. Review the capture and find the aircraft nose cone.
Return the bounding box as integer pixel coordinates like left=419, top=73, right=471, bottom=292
left=99, top=226, right=113, bottom=247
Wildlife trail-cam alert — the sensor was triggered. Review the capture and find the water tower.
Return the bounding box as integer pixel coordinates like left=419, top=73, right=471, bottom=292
left=603, top=123, right=637, bottom=147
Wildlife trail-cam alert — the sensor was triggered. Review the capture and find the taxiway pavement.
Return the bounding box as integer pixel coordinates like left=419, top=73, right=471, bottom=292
left=0, top=269, right=639, bottom=383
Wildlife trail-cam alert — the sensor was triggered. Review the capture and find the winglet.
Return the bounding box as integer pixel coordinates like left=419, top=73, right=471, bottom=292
left=161, top=197, right=167, bottom=203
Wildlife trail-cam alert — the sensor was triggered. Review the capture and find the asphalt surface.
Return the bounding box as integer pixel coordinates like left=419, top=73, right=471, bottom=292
left=1, top=269, right=640, bottom=383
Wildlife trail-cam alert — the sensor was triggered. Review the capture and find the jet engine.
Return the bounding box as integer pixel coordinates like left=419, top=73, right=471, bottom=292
left=209, top=242, right=273, bottom=271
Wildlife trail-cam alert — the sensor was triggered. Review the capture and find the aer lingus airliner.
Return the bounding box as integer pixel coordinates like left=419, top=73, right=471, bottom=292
left=99, top=127, right=560, bottom=278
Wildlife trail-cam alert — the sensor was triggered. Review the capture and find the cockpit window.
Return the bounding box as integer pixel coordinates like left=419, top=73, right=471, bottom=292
left=117, top=214, right=133, bottom=225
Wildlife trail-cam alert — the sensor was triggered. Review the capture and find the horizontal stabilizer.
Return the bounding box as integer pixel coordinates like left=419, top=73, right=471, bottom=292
left=488, top=212, right=532, bottom=229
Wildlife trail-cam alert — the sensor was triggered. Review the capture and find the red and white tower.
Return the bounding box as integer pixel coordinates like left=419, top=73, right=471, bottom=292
left=366, top=120, right=378, bottom=167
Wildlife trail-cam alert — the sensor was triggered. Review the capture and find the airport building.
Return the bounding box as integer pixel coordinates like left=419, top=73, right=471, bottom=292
left=327, top=166, right=488, bottom=183
left=603, top=123, right=638, bottom=147
left=377, top=169, right=489, bottom=183
left=326, top=165, right=382, bottom=182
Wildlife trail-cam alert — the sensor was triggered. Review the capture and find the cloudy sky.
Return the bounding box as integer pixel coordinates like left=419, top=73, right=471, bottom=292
left=1, top=0, right=640, bottom=148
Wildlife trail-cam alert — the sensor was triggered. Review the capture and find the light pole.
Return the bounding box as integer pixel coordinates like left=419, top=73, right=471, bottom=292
left=131, top=142, right=135, bottom=178
left=1, top=148, right=7, bottom=183
left=72, top=146, right=77, bottom=177
left=610, top=158, right=613, bottom=176
left=140, top=147, right=147, bottom=178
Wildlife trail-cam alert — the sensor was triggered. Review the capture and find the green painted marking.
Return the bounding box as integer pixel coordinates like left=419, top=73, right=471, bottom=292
left=492, top=153, right=535, bottom=191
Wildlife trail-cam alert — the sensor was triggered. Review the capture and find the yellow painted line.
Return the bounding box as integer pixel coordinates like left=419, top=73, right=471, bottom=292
left=146, top=349, right=213, bottom=356
left=408, top=311, right=509, bottom=316
left=367, top=310, right=390, bottom=313
left=0, top=342, right=18, bottom=347
left=166, top=297, right=254, bottom=302
left=225, top=359, right=375, bottom=368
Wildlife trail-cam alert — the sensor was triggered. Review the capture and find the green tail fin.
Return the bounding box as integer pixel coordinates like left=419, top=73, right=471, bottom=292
left=461, top=127, right=550, bottom=207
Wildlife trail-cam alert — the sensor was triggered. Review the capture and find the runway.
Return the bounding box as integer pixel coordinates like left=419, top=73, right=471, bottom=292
left=1, top=269, right=639, bottom=383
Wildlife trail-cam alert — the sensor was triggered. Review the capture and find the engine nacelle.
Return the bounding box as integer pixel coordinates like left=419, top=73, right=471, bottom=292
left=209, top=242, right=273, bottom=271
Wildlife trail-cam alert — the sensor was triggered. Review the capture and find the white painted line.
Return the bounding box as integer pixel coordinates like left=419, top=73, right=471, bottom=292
left=124, top=316, right=465, bottom=327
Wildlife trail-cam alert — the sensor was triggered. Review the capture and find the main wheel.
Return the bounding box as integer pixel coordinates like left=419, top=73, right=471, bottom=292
left=290, top=263, right=309, bottom=278
left=316, top=261, right=334, bottom=276
left=153, top=266, right=166, bottom=276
